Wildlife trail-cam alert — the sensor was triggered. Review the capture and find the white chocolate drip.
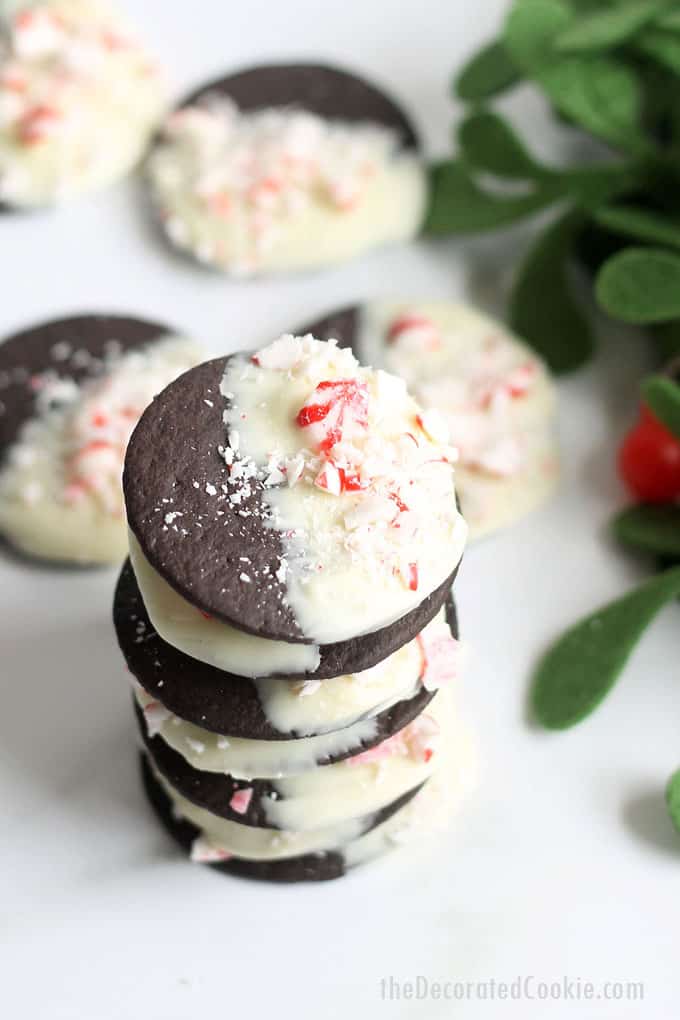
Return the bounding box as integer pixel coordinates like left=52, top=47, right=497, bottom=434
left=129, top=532, right=321, bottom=677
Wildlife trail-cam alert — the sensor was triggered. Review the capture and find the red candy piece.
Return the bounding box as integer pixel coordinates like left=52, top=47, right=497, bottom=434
left=314, top=461, right=365, bottom=495
left=296, top=378, right=369, bottom=453
left=18, top=104, right=62, bottom=145
left=408, top=562, right=418, bottom=591
left=386, top=314, right=441, bottom=351
left=618, top=405, right=680, bottom=503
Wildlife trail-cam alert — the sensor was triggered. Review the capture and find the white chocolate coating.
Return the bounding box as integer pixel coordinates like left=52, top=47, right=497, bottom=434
left=147, top=97, right=426, bottom=276
left=136, top=681, right=451, bottom=824
left=0, top=337, right=201, bottom=563
left=0, top=0, right=166, bottom=207
left=135, top=680, right=378, bottom=780
left=354, top=301, right=559, bottom=539
left=128, top=532, right=321, bottom=677
left=251, top=606, right=459, bottom=735
left=220, top=336, right=467, bottom=642
left=156, top=683, right=475, bottom=864
left=152, top=760, right=366, bottom=862
left=131, top=523, right=460, bottom=734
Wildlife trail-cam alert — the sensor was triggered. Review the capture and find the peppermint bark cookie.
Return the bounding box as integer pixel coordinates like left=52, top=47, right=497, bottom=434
left=0, top=0, right=165, bottom=208
left=124, top=335, right=467, bottom=652
left=120, top=335, right=471, bottom=880
left=301, top=301, right=559, bottom=540
left=146, top=64, right=426, bottom=276
left=0, top=315, right=201, bottom=564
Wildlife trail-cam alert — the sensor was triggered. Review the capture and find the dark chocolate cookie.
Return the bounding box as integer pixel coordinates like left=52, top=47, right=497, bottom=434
left=124, top=356, right=461, bottom=644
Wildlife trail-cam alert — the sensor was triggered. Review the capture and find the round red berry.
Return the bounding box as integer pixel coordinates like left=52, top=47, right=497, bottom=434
left=618, top=405, right=680, bottom=503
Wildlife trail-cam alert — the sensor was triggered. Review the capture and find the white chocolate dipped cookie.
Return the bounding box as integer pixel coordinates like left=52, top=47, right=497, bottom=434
left=146, top=64, right=427, bottom=276
left=0, top=0, right=166, bottom=207
left=301, top=301, right=560, bottom=540
left=0, top=315, right=202, bottom=564
left=121, top=336, right=472, bottom=881
left=124, top=334, right=467, bottom=646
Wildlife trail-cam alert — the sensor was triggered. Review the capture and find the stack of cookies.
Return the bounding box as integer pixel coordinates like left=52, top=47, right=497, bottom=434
left=115, top=334, right=469, bottom=881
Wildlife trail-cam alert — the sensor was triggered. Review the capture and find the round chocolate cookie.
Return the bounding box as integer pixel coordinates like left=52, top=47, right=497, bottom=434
left=145, top=63, right=426, bottom=277
left=124, top=356, right=461, bottom=643
left=0, top=314, right=202, bottom=566
left=0, top=314, right=173, bottom=458
left=114, top=557, right=459, bottom=728
left=140, top=753, right=417, bottom=882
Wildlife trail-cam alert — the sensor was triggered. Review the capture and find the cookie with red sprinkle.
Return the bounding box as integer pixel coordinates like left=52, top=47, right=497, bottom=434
left=298, top=300, right=559, bottom=540
left=145, top=63, right=426, bottom=276
left=0, top=314, right=201, bottom=564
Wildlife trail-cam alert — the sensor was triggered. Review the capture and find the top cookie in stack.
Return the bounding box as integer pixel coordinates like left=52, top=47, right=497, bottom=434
left=118, top=334, right=469, bottom=881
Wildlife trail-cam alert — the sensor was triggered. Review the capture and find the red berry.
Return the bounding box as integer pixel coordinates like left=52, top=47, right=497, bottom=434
left=618, top=405, right=680, bottom=503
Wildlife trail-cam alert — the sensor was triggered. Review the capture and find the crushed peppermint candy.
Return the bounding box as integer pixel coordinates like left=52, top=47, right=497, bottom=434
left=148, top=97, right=412, bottom=274
left=142, top=699, right=171, bottom=738
left=217, top=334, right=463, bottom=612
left=381, top=308, right=546, bottom=480
left=349, top=712, right=440, bottom=766
left=0, top=0, right=164, bottom=206
left=229, top=787, right=253, bottom=815
left=417, top=625, right=463, bottom=692
left=190, top=836, right=232, bottom=863
left=0, top=336, right=199, bottom=518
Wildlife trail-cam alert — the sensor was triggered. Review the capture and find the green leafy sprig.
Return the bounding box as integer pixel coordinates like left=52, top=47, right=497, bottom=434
left=531, top=373, right=680, bottom=833
left=427, top=0, right=680, bottom=373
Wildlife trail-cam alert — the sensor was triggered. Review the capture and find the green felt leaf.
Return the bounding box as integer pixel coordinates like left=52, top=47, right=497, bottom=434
left=666, top=769, right=680, bottom=835
left=596, top=247, right=680, bottom=323
left=612, top=504, right=680, bottom=556
left=555, top=1, right=665, bottom=53
left=510, top=209, right=594, bottom=374
left=459, top=112, right=546, bottom=178
left=636, top=27, right=680, bottom=74
left=455, top=40, right=521, bottom=101
left=641, top=375, right=680, bottom=438
left=531, top=566, right=680, bottom=729
left=539, top=56, right=646, bottom=152
left=652, top=321, right=680, bottom=360
left=422, top=161, right=561, bottom=236
left=504, top=0, right=573, bottom=72
left=595, top=206, right=680, bottom=250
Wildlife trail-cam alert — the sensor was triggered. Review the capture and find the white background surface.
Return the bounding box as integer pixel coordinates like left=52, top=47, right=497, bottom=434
left=1, top=2, right=678, bottom=1018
